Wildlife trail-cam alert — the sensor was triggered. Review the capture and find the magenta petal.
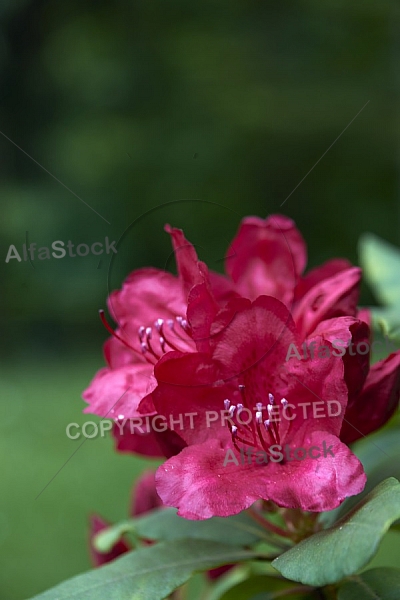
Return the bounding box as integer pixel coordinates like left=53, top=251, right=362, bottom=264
left=225, top=214, right=307, bottom=303
left=265, top=431, right=366, bottom=511
left=208, top=271, right=238, bottom=304
left=187, top=281, right=219, bottom=353
left=107, top=267, right=186, bottom=327
left=155, top=434, right=366, bottom=519
left=82, top=364, right=156, bottom=418
left=294, top=258, right=352, bottom=301
left=293, top=267, right=361, bottom=339
left=212, top=295, right=299, bottom=382
left=165, top=225, right=207, bottom=293
left=155, top=440, right=262, bottom=519
left=153, top=351, right=233, bottom=445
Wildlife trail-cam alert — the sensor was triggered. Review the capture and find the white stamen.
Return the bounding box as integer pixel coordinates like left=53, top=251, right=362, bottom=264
left=224, top=399, right=230, bottom=410
left=256, top=411, right=262, bottom=423
left=281, top=398, right=288, bottom=407
left=160, top=337, right=166, bottom=352
left=145, top=327, right=152, bottom=339
left=264, top=419, right=270, bottom=429
left=229, top=405, right=236, bottom=417
left=231, top=425, right=238, bottom=437
left=256, top=402, right=263, bottom=412
left=155, top=318, right=164, bottom=332
left=268, top=393, right=274, bottom=405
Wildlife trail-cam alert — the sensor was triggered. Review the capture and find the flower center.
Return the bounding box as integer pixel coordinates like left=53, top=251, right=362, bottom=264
left=223, top=385, right=292, bottom=459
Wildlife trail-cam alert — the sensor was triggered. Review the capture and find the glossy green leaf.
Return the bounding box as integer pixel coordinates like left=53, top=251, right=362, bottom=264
left=359, top=233, right=400, bottom=307
left=358, top=233, right=400, bottom=340
left=272, top=478, right=400, bottom=587
left=322, top=428, right=400, bottom=526
left=94, top=507, right=266, bottom=553
left=369, top=307, right=400, bottom=341
left=29, top=540, right=261, bottom=600
left=338, top=568, right=400, bottom=600
left=217, top=575, right=318, bottom=599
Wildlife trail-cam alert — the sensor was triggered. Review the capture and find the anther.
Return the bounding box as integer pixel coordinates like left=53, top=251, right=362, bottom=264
left=145, top=327, right=152, bottom=339
left=256, top=411, right=262, bottom=423
left=281, top=398, right=288, bottom=407
left=268, top=393, right=274, bottom=405
left=229, top=405, right=236, bottom=417
left=155, top=318, right=164, bottom=332
left=224, top=399, right=230, bottom=410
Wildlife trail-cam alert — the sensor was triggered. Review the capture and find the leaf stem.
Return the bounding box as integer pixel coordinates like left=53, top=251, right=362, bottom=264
left=247, top=506, right=293, bottom=540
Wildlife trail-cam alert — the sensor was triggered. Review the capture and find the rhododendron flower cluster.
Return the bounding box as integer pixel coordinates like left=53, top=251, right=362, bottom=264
left=83, top=214, right=400, bottom=519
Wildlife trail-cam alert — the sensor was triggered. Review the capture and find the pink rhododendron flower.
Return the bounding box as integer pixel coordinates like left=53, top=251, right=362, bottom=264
left=150, top=296, right=367, bottom=518
left=82, top=213, right=400, bottom=484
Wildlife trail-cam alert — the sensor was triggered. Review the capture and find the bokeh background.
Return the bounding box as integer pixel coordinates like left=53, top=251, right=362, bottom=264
left=1, top=1, right=400, bottom=598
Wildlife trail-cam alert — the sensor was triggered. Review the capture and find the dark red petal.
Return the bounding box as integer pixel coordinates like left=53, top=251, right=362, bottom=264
left=131, top=470, right=164, bottom=516
left=311, top=317, right=370, bottom=400
left=112, top=420, right=164, bottom=457
left=341, top=350, right=400, bottom=444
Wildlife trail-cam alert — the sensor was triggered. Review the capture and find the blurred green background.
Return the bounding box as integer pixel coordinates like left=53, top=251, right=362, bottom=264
left=1, top=0, right=400, bottom=598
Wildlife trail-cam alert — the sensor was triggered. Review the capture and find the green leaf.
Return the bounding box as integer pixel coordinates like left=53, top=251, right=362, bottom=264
left=29, top=540, right=261, bottom=600
left=359, top=233, right=400, bottom=307
left=369, top=307, right=400, bottom=342
left=217, top=575, right=318, bottom=599
left=272, top=478, right=400, bottom=587
left=338, top=568, right=400, bottom=600
left=94, top=508, right=266, bottom=553
left=322, top=427, right=400, bottom=526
